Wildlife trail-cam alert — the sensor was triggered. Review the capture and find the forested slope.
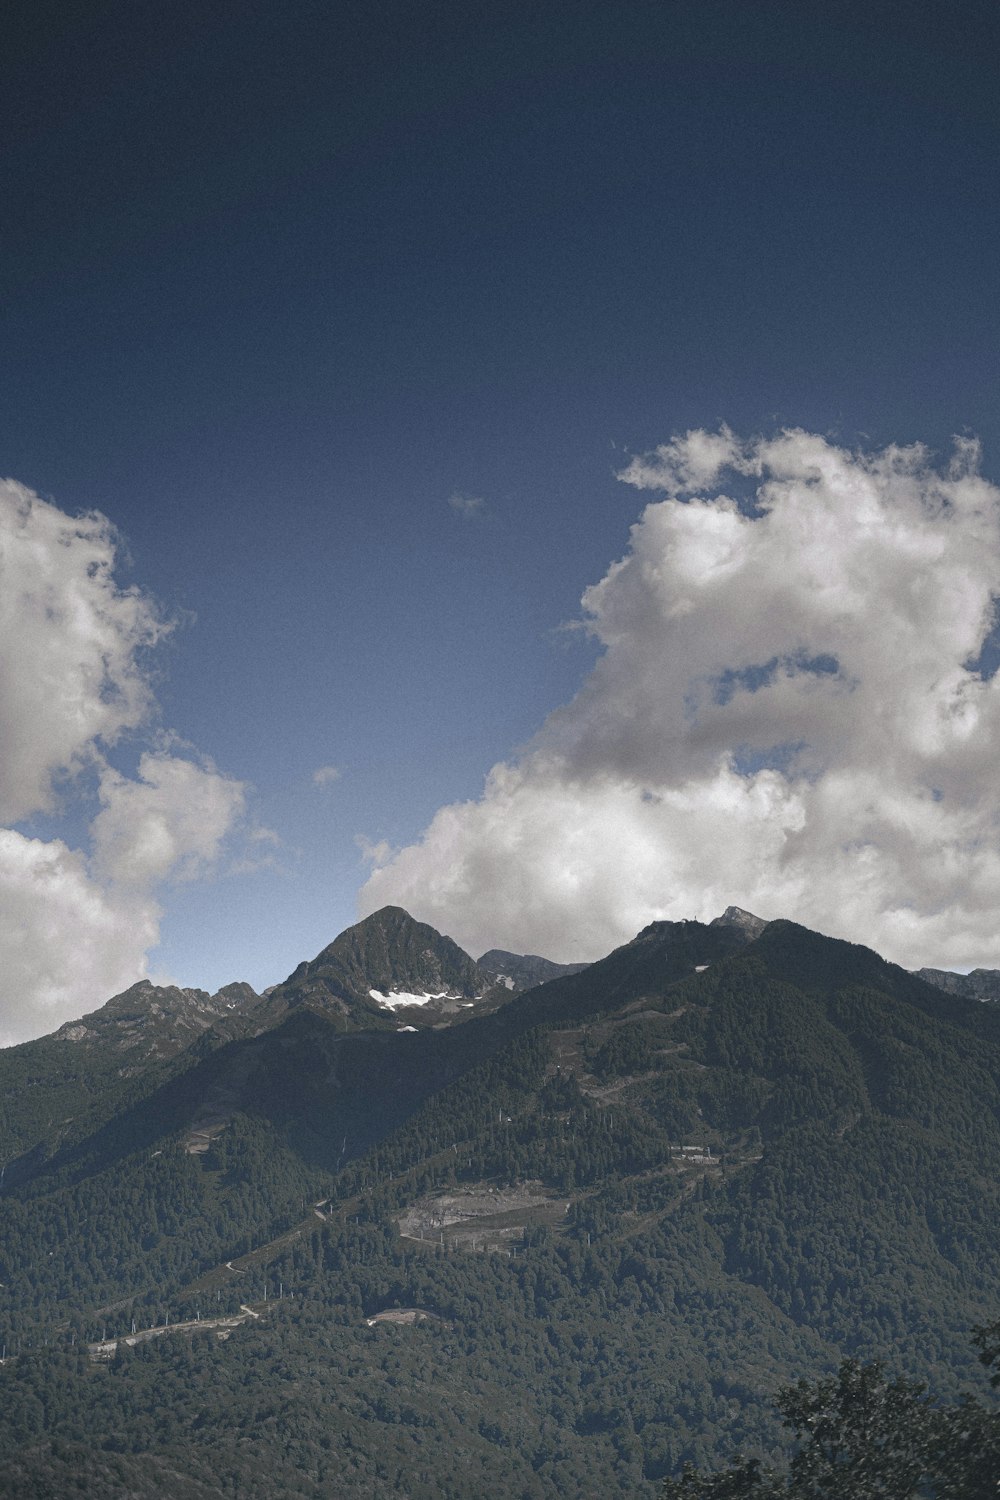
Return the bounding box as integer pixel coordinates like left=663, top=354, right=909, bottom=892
left=1, top=918, right=998, bottom=1495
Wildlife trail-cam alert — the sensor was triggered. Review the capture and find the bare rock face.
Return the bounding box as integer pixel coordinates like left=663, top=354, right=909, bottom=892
left=916, top=966, right=1000, bottom=1003
left=710, top=905, right=770, bottom=941
left=52, top=978, right=261, bottom=1063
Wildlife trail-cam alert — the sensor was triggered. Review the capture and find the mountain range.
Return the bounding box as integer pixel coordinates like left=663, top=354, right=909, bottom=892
left=1, top=903, right=999, bottom=1497
left=916, top=964, right=1000, bottom=1003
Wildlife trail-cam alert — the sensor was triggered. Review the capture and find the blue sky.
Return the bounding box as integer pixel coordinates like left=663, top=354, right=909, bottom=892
left=4, top=1, right=1000, bottom=1040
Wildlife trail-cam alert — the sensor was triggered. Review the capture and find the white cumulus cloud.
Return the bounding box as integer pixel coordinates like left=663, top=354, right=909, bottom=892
left=91, top=752, right=247, bottom=889
left=0, top=830, right=158, bottom=1048
left=0, top=480, right=166, bottom=823
left=0, top=480, right=248, bottom=1045
left=361, top=428, right=1000, bottom=971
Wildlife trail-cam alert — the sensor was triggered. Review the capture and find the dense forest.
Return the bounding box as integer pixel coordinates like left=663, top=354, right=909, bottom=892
left=1, top=915, right=999, bottom=1495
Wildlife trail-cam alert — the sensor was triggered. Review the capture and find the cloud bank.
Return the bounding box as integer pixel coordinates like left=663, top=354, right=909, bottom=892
left=361, top=428, right=1000, bottom=971
left=0, top=481, right=246, bottom=1045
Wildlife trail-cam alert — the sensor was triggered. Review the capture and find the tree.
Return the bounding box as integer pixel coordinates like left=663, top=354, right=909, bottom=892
left=664, top=1322, right=1000, bottom=1499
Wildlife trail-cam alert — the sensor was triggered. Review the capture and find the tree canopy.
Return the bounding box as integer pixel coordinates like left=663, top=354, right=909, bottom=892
left=664, top=1322, right=1000, bottom=1498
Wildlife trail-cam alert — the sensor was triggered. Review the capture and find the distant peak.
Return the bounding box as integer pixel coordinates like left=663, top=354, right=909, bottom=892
left=477, top=949, right=589, bottom=992
left=261, top=904, right=492, bottom=1030
left=710, top=905, right=769, bottom=939
left=916, top=966, right=1000, bottom=1002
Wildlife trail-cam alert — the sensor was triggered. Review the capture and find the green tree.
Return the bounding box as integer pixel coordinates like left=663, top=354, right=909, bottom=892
left=664, top=1322, right=1000, bottom=1499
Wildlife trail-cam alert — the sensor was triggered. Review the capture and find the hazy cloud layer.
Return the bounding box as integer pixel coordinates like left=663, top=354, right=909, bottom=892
left=0, top=480, right=247, bottom=1044
left=361, top=429, right=1000, bottom=971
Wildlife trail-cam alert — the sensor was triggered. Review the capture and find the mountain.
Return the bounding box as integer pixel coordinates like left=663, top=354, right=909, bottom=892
left=710, top=903, right=770, bottom=939
left=483, top=912, right=752, bottom=1035
left=477, top=949, right=589, bottom=991
left=256, top=906, right=527, bottom=1030
left=3, top=906, right=1000, bottom=1498
left=54, top=978, right=262, bottom=1065
left=0, top=910, right=569, bottom=1182
left=0, top=980, right=264, bottom=1175
left=916, top=965, right=1000, bottom=1002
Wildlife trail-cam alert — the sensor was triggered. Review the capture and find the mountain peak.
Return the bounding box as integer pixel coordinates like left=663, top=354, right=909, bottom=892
left=260, top=907, right=510, bottom=1030
left=477, top=949, right=589, bottom=992
left=711, top=905, right=769, bottom=940
left=52, top=978, right=261, bottom=1061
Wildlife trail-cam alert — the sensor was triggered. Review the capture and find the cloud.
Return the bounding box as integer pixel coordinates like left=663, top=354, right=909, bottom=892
left=312, top=764, right=342, bottom=787
left=0, top=830, right=158, bottom=1048
left=616, top=422, right=752, bottom=495
left=361, top=428, right=1000, bottom=971
left=0, top=481, right=247, bottom=1044
left=0, top=480, right=166, bottom=823
left=227, top=823, right=282, bottom=877
left=448, top=492, right=487, bottom=519
left=91, top=752, right=247, bottom=889
left=355, top=834, right=394, bottom=867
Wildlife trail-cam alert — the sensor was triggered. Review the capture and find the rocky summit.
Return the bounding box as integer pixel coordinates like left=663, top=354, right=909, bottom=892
left=916, top=965, right=1000, bottom=1002
left=53, top=978, right=261, bottom=1065
left=251, top=906, right=567, bottom=1031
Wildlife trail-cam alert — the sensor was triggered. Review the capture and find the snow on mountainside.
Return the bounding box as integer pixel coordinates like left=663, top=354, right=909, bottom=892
left=368, top=988, right=476, bottom=1011
left=42, top=896, right=1000, bottom=1080
left=253, top=907, right=562, bottom=1032
left=476, top=950, right=589, bottom=992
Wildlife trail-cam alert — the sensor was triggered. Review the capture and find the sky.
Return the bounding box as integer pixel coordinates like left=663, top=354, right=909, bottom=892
left=3, top=0, right=1000, bottom=1043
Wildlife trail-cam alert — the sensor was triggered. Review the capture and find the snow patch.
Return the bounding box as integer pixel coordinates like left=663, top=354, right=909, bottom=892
left=369, top=988, right=457, bottom=1010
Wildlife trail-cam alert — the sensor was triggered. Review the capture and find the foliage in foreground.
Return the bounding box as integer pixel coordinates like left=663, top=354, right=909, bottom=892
left=664, top=1322, right=1000, bottom=1498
